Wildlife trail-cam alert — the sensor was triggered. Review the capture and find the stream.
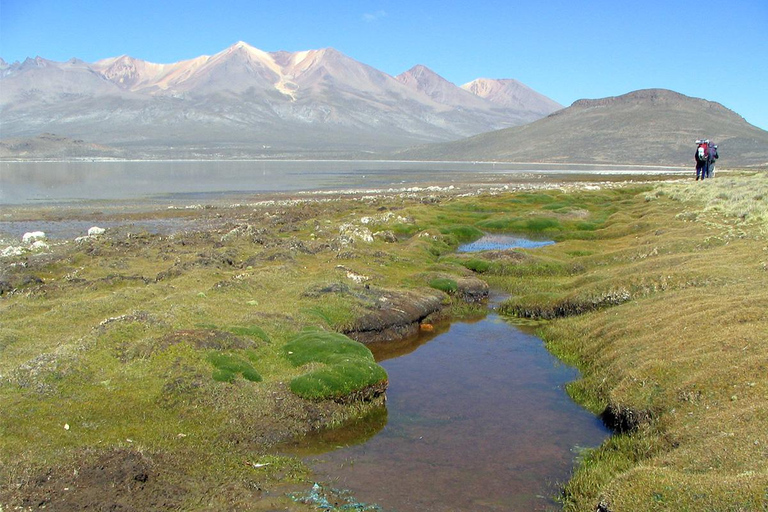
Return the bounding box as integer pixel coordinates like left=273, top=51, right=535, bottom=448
left=287, top=235, right=609, bottom=511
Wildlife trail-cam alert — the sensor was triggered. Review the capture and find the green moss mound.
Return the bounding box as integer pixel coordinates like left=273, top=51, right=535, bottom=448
left=283, top=330, right=388, bottom=401
left=462, top=258, right=491, bottom=273
left=439, top=225, right=484, bottom=243
left=227, top=325, right=271, bottom=343
left=477, top=216, right=563, bottom=233
left=207, top=352, right=262, bottom=383
left=429, top=277, right=458, bottom=293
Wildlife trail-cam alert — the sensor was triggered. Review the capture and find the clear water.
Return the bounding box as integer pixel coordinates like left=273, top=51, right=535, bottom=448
left=286, top=236, right=609, bottom=511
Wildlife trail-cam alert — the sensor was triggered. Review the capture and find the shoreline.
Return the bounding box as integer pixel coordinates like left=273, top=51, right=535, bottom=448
left=1, top=157, right=691, bottom=169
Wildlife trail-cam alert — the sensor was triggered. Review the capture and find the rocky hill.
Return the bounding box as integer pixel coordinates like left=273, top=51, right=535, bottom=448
left=0, top=42, right=561, bottom=159
left=398, top=89, right=768, bottom=167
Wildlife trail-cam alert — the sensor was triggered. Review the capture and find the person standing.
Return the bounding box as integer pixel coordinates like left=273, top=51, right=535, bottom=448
left=695, top=140, right=709, bottom=180
left=707, top=144, right=719, bottom=178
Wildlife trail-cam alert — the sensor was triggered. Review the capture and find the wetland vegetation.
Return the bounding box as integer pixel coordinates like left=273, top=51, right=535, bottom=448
left=1, top=171, right=766, bottom=510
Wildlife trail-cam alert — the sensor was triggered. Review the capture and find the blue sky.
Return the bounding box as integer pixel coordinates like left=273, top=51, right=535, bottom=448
left=2, top=0, right=767, bottom=129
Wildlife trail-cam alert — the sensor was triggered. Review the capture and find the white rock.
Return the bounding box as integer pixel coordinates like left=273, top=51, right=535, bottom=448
left=338, top=223, right=374, bottom=244
left=1, top=246, right=26, bottom=257
left=88, top=226, right=106, bottom=236
left=30, top=240, right=49, bottom=251
left=22, top=231, right=46, bottom=244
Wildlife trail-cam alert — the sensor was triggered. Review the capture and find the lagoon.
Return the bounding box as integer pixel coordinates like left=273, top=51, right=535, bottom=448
left=0, top=160, right=685, bottom=206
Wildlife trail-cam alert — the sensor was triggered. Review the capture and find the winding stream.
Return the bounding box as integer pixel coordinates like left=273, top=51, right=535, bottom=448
left=289, top=235, right=609, bottom=511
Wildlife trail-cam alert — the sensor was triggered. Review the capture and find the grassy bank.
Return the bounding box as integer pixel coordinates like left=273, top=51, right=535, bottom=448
left=485, top=172, right=767, bottom=510
left=1, top=172, right=766, bottom=510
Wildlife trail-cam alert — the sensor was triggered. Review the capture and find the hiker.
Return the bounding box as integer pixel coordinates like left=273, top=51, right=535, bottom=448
left=695, top=140, right=709, bottom=180
left=707, top=143, right=719, bottom=178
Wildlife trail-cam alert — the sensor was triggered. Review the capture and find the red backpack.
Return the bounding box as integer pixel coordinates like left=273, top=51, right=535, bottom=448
left=697, top=142, right=709, bottom=162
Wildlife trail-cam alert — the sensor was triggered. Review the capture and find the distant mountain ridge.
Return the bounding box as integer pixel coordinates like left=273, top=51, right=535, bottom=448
left=398, top=88, right=768, bottom=167
left=461, top=78, right=562, bottom=115
left=0, top=42, right=562, bottom=158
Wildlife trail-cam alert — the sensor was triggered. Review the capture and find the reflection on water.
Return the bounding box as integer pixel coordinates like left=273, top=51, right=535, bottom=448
left=458, top=233, right=555, bottom=252
left=297, top=315, right=608, bottom=511
left=289, top=235, right=607, bottom=511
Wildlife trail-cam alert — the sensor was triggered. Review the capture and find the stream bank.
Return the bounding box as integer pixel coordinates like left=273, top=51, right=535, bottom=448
left=287, top=236, right=609, bottom=511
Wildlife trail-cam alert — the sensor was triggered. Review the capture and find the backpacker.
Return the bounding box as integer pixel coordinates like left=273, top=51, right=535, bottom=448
left=696, top=140, right=709, bottom=162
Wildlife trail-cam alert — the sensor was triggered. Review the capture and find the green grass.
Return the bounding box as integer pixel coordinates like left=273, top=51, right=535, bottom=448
left=283, top=330, right=388, bottom=401
left=461, top=258, right=491, bottom=273
left=438, top=224, right=484, bottom=243
left=484, top=173, right=768, bottom=510
left=428, top=277, right=458, bottom=293
left=207, top=352, right=262, bottom=383
left=227, top=325, right=271, bottom=343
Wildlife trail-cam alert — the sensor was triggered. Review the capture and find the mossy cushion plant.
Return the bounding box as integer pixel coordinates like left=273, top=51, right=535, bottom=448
left=283, top=330, right=388, bottom=401
left=428, top=277, right=458, bottom=293
left=207, top=352, right=262, bottom=383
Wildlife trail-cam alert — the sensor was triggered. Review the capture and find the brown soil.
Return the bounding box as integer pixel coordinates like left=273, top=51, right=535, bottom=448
left=2, top=448, right=186, bottom=511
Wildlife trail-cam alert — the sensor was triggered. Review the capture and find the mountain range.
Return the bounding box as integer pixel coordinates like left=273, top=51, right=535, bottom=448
left=398, top=89, right=768, bottom=167
left=0, top=42, right=561, bottom=158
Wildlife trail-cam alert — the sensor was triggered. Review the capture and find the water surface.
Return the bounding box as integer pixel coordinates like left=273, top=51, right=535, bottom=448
left=0, top=160, right=684, bottom=205
left=298, top=314, right=607, bottom=511
left=289, top=236, right=608, bottom=511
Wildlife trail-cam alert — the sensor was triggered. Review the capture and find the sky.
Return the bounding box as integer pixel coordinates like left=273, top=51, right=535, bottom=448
left=1, top=0, right=767, bottom=129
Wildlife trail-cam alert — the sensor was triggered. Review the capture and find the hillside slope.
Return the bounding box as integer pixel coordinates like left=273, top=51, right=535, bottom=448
left=398, top=89, right=768, bottom=167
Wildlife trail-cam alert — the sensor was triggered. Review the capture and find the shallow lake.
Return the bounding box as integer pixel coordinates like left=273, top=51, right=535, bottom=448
left=285, top=237, right=609, bottom=511
left=0, top=160, right=684, bottom=206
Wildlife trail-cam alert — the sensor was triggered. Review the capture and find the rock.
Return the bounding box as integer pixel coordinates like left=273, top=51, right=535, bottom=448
left=339, top=223, right=374, bottom=244
left=373, top=230, right=398, bottom=243
left=22, top=231, right=46, bottom=244
left=456, top=276, right=490, bottom=303
left=0, top=280, right=13, bottom=295
left=88, top=226, right=106, bottom=236
left=30, top=240, right=49, bottom=252
left=18, top=275, right=44, bottom=287
left=1, top=246, right=26, bottom=257
left=344, top=288, right=447, bottom=343
left=335, top=265, right=370, bottom=284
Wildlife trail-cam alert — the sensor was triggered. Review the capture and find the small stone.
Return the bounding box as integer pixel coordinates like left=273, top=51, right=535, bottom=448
left=64, top=423, right=70, bottom=430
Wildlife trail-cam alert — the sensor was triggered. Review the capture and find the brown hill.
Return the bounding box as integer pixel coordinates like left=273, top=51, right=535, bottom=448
left=0, top=133, right=123, bottom=160
left=398, top=89, right=768, bottom=167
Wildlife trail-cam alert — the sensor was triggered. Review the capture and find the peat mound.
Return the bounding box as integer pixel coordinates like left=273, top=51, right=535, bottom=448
left=343, top=288, right=447, bottom=344
left=455, top=276, right=489, bottom=304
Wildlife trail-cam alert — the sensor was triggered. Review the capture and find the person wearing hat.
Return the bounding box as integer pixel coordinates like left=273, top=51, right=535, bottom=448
left=707, top=143, right=719, bottom=178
